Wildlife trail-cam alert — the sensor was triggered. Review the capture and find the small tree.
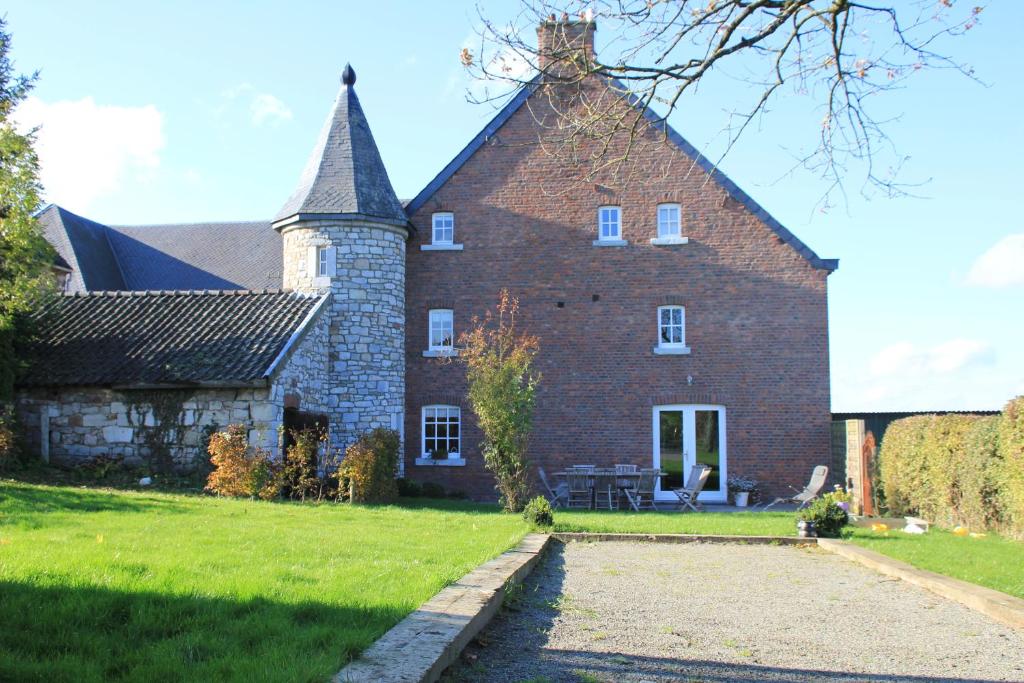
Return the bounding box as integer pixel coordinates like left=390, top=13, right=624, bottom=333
left=459, top=290, right=540, bottom=512
left=0, top=18, right=55, bottom=402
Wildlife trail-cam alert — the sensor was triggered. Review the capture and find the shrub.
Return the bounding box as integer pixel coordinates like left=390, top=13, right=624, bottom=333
left=917, top=413, right=979, bottom=526
left=460, top=290, right=539, bottom=513
left=421, top=481, right=446, bottom=499
left=797, top=498, right=848, bottom=538
left=205, top=424, right=278, bottom=499
left=277, top=427, right=326, bottom=501
left=878, top=415, right=931, bottom=516
left=959, top=415, right=1003, bottom=530
left=522, top=495, right=553, bottom=528
left=0, top=405, right=17, bottom=471
left=1000, top=396, right=1024, bottom=536
left=396, top=478, right=422, bottom=498
left=79, top=454, right=125, bottom=480
left=338, top=428, right=399, bottom=503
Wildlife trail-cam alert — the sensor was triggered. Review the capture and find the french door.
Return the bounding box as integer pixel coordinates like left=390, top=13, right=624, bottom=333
left=652, top=405, right=727, bottom=502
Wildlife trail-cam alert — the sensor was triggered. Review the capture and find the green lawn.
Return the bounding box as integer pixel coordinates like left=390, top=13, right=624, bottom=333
left=847, top=526, right=1024, bottom=599
left=0, top=482, right=528, bottom=682
left=552, top=509, right=795, bottom=536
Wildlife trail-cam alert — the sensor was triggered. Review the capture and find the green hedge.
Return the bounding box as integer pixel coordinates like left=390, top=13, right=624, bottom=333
left=1001, top=397, right=1024, bottom=534
left=878, top=396, right=1024, bottom=538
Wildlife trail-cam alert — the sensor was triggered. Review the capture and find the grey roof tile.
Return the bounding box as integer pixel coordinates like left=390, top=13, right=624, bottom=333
left=107, top=221, right=282, bottom=290
left=18, top=290, right=326, bottom=388
left=273, top=67, right=407, bottom=226
left=36, top=205, right=127, bottom=291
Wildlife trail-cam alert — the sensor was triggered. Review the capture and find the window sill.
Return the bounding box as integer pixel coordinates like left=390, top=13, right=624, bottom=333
left=311, top=275, right=332, bottom=287
left=422, top=349, right=459, bottom=358
left=421, top=243, right=464, bottom=251
left=592, top=239, right=628, bottom=247
left=650, top=236, right=689, bottom=246
left=415, top=457, right=466, bottom=467
left=653, top=345, right=692, bottom=355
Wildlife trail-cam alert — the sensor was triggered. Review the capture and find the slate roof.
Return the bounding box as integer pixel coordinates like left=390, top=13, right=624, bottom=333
left=18, top=290, right=327, bottom=388
left=35, top=205, right=282, bottom=292
left=405, top=75, right=838, bottom=272
left=107, top=221, right=281, bottom=290
left=37, top=205, right=126, bottom=291
left=273, top=65, right=408, bottom=227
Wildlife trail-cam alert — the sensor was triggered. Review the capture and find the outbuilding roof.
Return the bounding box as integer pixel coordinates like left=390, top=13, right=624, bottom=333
left=18, top=290, right=327, bottom=388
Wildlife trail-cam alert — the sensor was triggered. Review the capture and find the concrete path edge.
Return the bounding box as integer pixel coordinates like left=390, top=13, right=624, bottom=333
left=817, top=538, right=1024, bottom=630
left=334, top=533, right=550, bottom=683
left=553, top=531, right=811, bottom=546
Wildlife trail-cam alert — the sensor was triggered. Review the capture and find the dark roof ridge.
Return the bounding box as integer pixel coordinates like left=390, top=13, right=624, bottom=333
left=58, top=288, right=309, bottom=298
left=108, top=219, right=270, bottom=228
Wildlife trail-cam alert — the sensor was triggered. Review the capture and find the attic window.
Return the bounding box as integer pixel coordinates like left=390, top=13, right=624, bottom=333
left=657, top=204, right=681, bottom=238
left=432, top=213, right=454, bottom=245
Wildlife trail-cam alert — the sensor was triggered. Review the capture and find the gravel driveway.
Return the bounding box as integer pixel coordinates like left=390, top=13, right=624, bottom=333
left=443, top=541, right=1024, bottom=683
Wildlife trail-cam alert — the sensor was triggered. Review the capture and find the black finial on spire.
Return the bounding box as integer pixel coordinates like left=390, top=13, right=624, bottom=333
left=341, top=63, right=356, bottom=87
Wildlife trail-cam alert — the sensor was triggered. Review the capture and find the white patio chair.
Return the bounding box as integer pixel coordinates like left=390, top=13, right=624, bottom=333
left=672, top=465, right=712, bottom=513
left=762, top=465, right=829, bottom=510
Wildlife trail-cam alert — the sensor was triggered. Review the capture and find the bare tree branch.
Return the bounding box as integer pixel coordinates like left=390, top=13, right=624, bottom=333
left=463, top=0, right=985, bottom=209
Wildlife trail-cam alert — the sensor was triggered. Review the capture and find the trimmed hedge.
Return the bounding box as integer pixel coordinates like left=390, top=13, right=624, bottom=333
left=1001, top=397, right=1024, bottom=534
left=878, top=396, right=1024, bottom=538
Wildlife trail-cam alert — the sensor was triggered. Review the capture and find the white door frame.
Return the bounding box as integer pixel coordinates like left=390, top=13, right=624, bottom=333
left=651, top=404, right=728, bottom=503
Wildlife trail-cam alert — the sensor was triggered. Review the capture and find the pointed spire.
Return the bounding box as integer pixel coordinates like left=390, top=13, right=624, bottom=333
left=273, top=65, right=406, bottom=228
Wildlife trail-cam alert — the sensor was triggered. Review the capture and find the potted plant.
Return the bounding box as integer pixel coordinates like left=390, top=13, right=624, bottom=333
left=796, top=498, right=849, bottom=538
left=727, top=475, right=758, bottom=507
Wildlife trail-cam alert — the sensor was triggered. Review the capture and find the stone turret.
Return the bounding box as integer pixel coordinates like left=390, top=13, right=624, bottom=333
left=274, top=64, right=407, bottom=448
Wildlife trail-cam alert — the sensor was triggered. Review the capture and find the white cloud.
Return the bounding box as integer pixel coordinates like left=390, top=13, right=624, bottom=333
left=218, top=84, right=292, bottom=127
left=965, top=233, right=1024, bottom=288
left=834, top=337, right=1004, bottom=411
left=14, top=96, right=165, bottom=211
left=250, top=93, right=292, bottom=127
left=868, top=338, right=994, bottom=378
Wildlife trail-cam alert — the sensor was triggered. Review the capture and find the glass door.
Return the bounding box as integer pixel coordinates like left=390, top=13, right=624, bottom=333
left=652, top=405, right=727, bottom=502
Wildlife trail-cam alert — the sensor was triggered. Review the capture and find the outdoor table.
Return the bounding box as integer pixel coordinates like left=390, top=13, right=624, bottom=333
left=554, top=469, right=666, bottom=510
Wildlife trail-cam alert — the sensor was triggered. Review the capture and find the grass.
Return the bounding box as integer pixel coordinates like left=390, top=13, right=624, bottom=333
left=847, top=526, right=1024, bottom=599
left=552, top=509, right=794, bottom=536
left=0, top=481, right=528, bottom=682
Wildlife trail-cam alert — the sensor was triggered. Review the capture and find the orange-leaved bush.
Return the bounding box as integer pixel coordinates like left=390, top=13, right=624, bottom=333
left=205, top=424, right=277, bottom=499
left=459, top=289, right=539, bottom=513
left=338, top=428, right=400, bottom=503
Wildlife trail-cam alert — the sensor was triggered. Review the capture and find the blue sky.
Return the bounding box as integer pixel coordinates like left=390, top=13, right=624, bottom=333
left=6, top=1, right=1022, bottom=411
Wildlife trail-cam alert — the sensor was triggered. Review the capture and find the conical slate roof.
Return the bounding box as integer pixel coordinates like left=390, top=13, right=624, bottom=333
left=273, top=65, right=407, bottom=227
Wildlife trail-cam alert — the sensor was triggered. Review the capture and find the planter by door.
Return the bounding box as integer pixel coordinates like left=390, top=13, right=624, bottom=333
left=734, top=491, right=749, bottom=507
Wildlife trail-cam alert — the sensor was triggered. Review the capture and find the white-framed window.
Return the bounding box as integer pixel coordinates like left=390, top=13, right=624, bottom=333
left=432, top=212, right=454, bottom=245
left=598, top=206, right=621, bottom=241
left=658, top=305, right=686, bottom=348
left=428, top=309, right=454, bottom=351
left=422, top=405, right=460, bottom=458
left=317, top=246, right=330, bottom=277
left=657, top=203, right=681, bottom=238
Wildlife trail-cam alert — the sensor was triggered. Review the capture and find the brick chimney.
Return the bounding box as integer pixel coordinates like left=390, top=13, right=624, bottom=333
left=536, top=13, right=596, bottom=73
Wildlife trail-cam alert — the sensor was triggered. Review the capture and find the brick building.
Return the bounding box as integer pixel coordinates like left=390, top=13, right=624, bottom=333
left=20, top=20, right=835, bottom=501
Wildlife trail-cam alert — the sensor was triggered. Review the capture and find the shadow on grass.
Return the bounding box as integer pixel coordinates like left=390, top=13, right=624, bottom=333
left=0, top=579, right=403, bottom=682
left=0, top=481, right=192, bottom=519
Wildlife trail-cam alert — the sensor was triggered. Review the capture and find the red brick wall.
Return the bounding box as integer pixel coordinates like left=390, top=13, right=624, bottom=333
left=404, top=82, right=832, bottom=502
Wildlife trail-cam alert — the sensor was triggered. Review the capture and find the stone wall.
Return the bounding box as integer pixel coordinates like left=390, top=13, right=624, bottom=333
left=15, top=385, right=277, bottom=469
left=281, top=218, right=406, bottom=452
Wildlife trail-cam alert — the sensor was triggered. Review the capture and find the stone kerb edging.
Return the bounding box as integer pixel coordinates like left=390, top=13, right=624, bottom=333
left=553, top=532, right=811, bottom=546
left=335, top=533, right=550, bottom=683
left=817, top=538, right=1024, bottom=631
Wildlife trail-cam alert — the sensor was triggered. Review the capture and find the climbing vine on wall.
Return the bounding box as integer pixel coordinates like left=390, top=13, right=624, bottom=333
left=123, top=389, right=203, bottom=476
